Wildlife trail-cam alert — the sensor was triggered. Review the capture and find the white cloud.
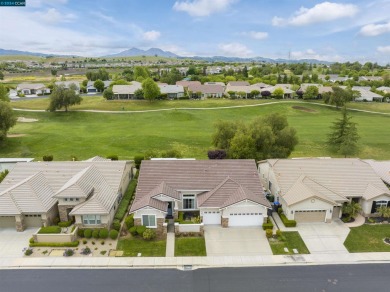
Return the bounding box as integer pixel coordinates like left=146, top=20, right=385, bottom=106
left=273, top=2, right=358, bottom=26
left=218, top=43, right=253, bottom=57
left=173, top=0, right=237, bottom=17
left=90, top=11, right=118, bottom=25
left=29, top=0, right=68, bottom=8
left=377, top=46, right=390, bottom=54
left=291, top=49, right=343, bottom=62
left=39, top=8, right=77, bottom=24
left=142, top=30, right=161, bottom=41
left=360, top=21, right=390, bottom=36
left=159, top=45, right=194, bottom=57
left=241, top=31, right=268, bottom=40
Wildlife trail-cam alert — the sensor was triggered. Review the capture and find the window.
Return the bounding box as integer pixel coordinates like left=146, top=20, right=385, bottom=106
left=268, top=181, right=272, bottom=191
left=64, top=198, right=68, bottom=202
left=376, top=200, right=388, bottom=208
left=82, top=215, right=101, bottom=225
left=142, top=215, right=156, bottom=228
left=76, top=198, right=79, bottom=201
left=183, top=194, right=196, bottom=209
left=70, top=198, right=74, bottom=201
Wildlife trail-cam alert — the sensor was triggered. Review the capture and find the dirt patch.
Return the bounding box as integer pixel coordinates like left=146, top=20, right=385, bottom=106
left=292, top=106, right=317, bottom=113
left=17, top=117, right=39, bottom=123
left=7, top=133, right=27, bottom=138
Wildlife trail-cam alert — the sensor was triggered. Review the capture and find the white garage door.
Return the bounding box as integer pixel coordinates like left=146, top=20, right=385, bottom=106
left=0, top=216, right=15, bottom=228
left=24, top=214, right=42, bottom=227
left=228, top=212, right=264, bottom=227
left=203, top=211, right=221, bottom=225
left=295, top=210, right=326, bottom=223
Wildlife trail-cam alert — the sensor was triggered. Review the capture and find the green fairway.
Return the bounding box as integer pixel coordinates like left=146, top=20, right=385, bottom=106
left=2, top=102, right=390, bottom=161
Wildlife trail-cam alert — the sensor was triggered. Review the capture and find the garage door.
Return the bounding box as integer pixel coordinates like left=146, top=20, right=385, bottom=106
left=295, top=210, right=326, bottom=223
left=24, top=215, right=42, bottom=227
left=203, top=211, right=221, bottom=225
left=228, top=212, right=264, bottom=227
left=0, top=216, right=15, bottom=228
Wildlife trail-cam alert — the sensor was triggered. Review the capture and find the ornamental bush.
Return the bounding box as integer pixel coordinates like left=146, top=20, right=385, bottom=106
left=109, top=229, right=118, bottom=239
left=92, top=229, right=100, bottom=239
left=99, top=228, right=109, bottom=239
left=125, top=215, right=134, bottom=229
left=129, top=226, right=137, bottom=236
left=136, top=225, right=146, bottom=236
left=58, top=220, right=72, bottom=227
left=142, top=228, right=156, bottom=241
left=77, top=229, right=84, bottom=238
left=111, top=219, right=121, bottom=231
left=63, top=249, right=74, bottom=257
left=279, top=213, right=297, bottom=227
left=84, top=229, right=92, bottom=239
left=265, top=229, right=273, bottom=238
left=81, top=247, right=91, bottom=255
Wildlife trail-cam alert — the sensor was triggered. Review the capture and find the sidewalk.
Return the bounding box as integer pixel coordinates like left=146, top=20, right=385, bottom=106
left=2, top=252, right=390, bottom=270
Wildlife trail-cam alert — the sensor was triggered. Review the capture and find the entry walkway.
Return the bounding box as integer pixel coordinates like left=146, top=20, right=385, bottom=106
left=165, top=220, right=175, bottom=257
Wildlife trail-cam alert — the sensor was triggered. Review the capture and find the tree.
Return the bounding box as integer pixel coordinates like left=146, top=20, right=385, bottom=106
left=324, top=87, right=353, bottom=108
left=93, top=79, right=104, bottom=92
left=229, top=130, right=256, bottom=159
left=142, top=78, right=160, bottom=102
left=134, top=88, right=144, bottom=99
left=304, top=86, right=319, bottom=100
left=250, top=90, right=260, bottom=99
left=0, top=101, right=17, bottom=141
left=212, top=120, right=240, bottom=151
left=0, top=84, right=9, bottom=102
left=0, top=169, right=9, bottom=183
left=0, top=71, right=4, bottom=80
left=103, top=88, right=114, bottom=100
left=273, top=88, right=284, bottom=99
left=261, top=90, right=271, bottom=98
left=207, top=150, right=227, bottom=159
left=342, top=201, right=362, bottom=219
left=47, top=85, right=82, bottom=112
left=51, top=69, right=57, bottom=76
left=327, top=107, right=360, bottom=157
left=134, top=66, right=150, bottom=80
left=160, top=68, right=182, bottom=85
left=242, top=66, right=248, bottom=78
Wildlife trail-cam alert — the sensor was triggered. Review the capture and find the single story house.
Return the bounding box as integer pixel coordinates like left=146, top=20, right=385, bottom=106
left=225, top=84, right=263, bottom=98
left=227, top=81, right=250, bottom=86
left=55, top=81, right=80, bottom=94
left=359, top=76, right=383, bottom=82
left=262, top=86, right=294, bottom=99
left=0, top=158, right=132, bottom=231
left=16, top=83, right=50, bottom=95
left=258, top=158, right=390, bottom=223
left=352, top=86, right=383, bottom=102
left=176, top=81, right=201, bottom=89
left=112, top=82, right=142, bottom=99
left=86, top=80, right=112, bottom=93
left=0, top=158, right=34, bottom=172
left=130, top=160, right=271, bottom=235
left=159, top=84, right=185, bottom=99
left=187, top=84, right=224, bottom=99
left=377, top=86, right=390, bottom=94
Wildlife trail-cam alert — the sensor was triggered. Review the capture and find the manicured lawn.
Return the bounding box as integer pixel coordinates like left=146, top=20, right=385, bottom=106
left=344, top=224, right=390, bottom=252
left=2, top=102, right=390, bottom=161
left=175, top=236, right=206, bottom=256
left=269, top=231, right=310, bottom=255
left=116, top=237, right=166, bottom=257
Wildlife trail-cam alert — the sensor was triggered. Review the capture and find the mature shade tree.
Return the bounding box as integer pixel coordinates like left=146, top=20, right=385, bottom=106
left=0, top=101, right=17, bottom=141
left=47, top=85, right=82, bottom=112
left=134, top=88, right=144, bottom=99
left=261, top=90, right=271, bottom=98
left=0, top=84, right=9, bottom=101
left=103, top=88, right=114, bottom=100
left=327, top=107, right=359, bottom=157
left=51, top=69, right=57, bottom=76
left=304, top=86, right=319, bottom=99
left=142, top=78, right=160, bottom=102
left=86, top=68, right=109, bottom=81
left=93, top=79, right=105, bottom=92
left=160, top=68, right=182, bottom=85
left=134, top=66, right=150, bottom=81
left=186, top=65, right=197, bottom=76
left=212, top=113, right=298, bottom=160
left=324, top=86, right=353, bottom=108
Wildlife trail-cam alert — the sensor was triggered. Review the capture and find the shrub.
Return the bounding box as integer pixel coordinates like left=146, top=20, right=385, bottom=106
left=99, top=228, right=109, bottom=239
left=114, top=179, right=138, bottom=221
left=82, top=239, right=87, bottom=244
left=43, top=155, right=53, bottom=161
left=106, top=154, right=118, bottom=161
left=24, top=248, right=33, bottom=256
left=143, top=228, right=156, bottom=240
left=277, top=207, right=283, bottom=215
left=111, top=219, right=121, bottom=231
left=58, top=220, right=72, bottom=227
left=276, top=229, right=282, bottom=238
left=38, top=226, right=61, bottom=234
left=279, top=213, right=297, bottom=227
left=29, top=237, right=34, bottom=244
left=136, top=225, right=146, bottom=236
left=109, top=229, right=119, bottom=239
left=92, top=241, right=95, bottom=245
left=207, top=149, right=227, bottom=160
left=101, top=240, right=105, bottom=245
left=129, top=226, right=137, bottom=236
left=77, top=229, right=84, bottom=238
left=81, top=247, right=91, bottom=255
left=92, top=229, right=100, bottom=239
left=63, top=249, right=74, bottom=257
left=125, top=215, right=134, bottom=229
left=84, top=229, right=92, bottom=239
left=262, top=218, right=274, bottom=230
left=100, top=250, right=107, bottom=255
left=266, top=229, right=273, bottom=238
left=134, top=155, right=144, bottom=169
left=29, top=241, right=79, bottom=247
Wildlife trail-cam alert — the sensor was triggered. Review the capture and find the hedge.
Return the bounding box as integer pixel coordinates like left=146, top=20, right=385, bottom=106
left=30, top=241, right=79, bottom=247
left=99, top=228, right=109, bottom=239
left=84, top=229, right=92, bottom=238
left=92, top=229, right=100, bottom=239
left=262, top=218, right=274, bottom=230
left=125, top=214, right=134, bottom=229
left=111, top=219, right=121, bottom=231
left=58, top=221, right=72, bottom=228
left=38, top=226, right=61, bottom=234
left=114, top=179, right=138, bottom=221
left=279, top=213, right=297, bottom=227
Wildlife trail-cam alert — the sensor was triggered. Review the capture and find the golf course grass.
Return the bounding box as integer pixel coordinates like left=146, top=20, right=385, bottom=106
left=2, top=101, right=390, bottom=161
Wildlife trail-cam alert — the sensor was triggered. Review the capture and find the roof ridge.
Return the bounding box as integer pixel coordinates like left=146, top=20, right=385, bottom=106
left=303, top=176, right=347, bottom=200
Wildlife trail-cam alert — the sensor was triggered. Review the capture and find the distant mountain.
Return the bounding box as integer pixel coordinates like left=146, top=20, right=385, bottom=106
left=187, top=55, right=332, bottom=64
left=105, top=47, right=178, bottom=58
left=0, top=48, right=48, bottom=57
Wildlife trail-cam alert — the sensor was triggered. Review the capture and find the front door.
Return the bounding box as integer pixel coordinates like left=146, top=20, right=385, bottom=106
left=167, top=202, right=173, bottom=216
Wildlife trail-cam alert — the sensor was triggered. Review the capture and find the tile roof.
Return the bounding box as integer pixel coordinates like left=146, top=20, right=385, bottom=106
left=227, top=81, right=250, bottom=86
left=176, top=81, right=201, bottom=87
left=158, top=84, right=184, bottom=94
left=130, top=160, right=270, bottom=213
left=187, top=84, right=224, bottom=95
left=364, top=160, right=390, bottom=186
left=17, top=83, right=47, bottom=90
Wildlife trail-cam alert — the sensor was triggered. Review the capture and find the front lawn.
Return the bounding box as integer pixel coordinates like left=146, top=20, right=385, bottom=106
left=269, top=231, right=310, bottom=255
left=344, top=224, right=390, bottom=252
left=175, top=237, right=206, bottom=256
left=116, top=237, right=166, bottom=257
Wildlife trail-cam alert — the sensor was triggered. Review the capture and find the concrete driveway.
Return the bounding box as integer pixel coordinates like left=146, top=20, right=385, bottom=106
left=296, top=220, right=350, bottom=254
left=0, top=228, right=38, bottom=258
left=204, top=226, right=272, bottom=256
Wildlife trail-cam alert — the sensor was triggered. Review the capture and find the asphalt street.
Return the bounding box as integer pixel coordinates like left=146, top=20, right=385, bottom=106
left=0, top=264, right=389, bottom=292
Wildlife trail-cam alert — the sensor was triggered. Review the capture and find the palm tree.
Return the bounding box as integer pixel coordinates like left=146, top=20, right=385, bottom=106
left=342, top=201, right=362, bottom=219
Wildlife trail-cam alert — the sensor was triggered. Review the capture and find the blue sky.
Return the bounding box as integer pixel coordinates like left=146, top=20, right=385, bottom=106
left=0, top=0, right=389, bottom=63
